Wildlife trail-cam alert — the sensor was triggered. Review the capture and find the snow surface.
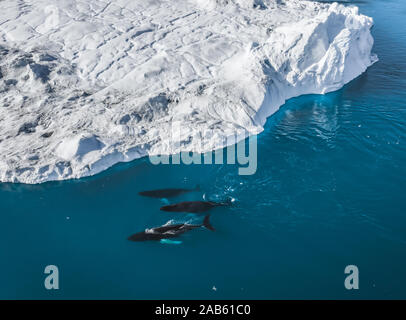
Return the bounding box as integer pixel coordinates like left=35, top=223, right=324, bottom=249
left=0, top=0, right=377, bottom=183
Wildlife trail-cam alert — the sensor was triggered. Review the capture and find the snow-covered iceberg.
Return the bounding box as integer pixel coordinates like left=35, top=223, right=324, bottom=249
left=0, top=0, right=377, bottom=183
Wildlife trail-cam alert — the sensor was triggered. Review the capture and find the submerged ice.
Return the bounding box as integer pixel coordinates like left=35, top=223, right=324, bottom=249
left=0, top=0, right=377, bottom=183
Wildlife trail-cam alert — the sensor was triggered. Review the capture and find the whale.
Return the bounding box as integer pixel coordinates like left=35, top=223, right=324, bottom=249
left=138, top=185, right=200, bottom=198
left=128, top=214, right=215, bottom=242
left=160, top=200, right=231, bottom=213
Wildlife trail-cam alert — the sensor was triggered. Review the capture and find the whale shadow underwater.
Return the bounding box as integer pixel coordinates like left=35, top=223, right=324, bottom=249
left=138, top=185, right=200, bottom=198
left=160, top=200, right=232, bottom=213
left=128, top=214, right=215, bottom=242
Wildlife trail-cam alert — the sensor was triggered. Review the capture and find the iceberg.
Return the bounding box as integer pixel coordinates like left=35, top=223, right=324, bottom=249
left=0, top=0, right=377, bottom=183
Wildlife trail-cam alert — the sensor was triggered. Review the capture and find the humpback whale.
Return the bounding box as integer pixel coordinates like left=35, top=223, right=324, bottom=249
left=128, top=214, right=215, bottom=242
left=160, top=200, right=231, bottom=213
left=138, top=185, right=200, bottom=198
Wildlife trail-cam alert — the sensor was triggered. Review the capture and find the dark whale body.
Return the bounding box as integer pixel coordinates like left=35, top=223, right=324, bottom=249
left=128, top=215, right=214, bottom=242
left=138, top=185, right=200, bottom=198
left=160, top=200, right=230, bottom=213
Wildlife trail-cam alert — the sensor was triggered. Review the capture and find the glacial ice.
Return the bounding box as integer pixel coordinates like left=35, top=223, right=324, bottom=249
left=0, top=0, right=377, bottom=183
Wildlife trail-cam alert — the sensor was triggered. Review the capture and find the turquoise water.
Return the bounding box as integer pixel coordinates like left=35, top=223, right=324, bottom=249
left=1, top=0, right=405, bottom=299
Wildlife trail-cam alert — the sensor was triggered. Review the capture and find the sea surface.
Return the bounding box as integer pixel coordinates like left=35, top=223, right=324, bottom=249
left=1, top=0, right=405, bottom=299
